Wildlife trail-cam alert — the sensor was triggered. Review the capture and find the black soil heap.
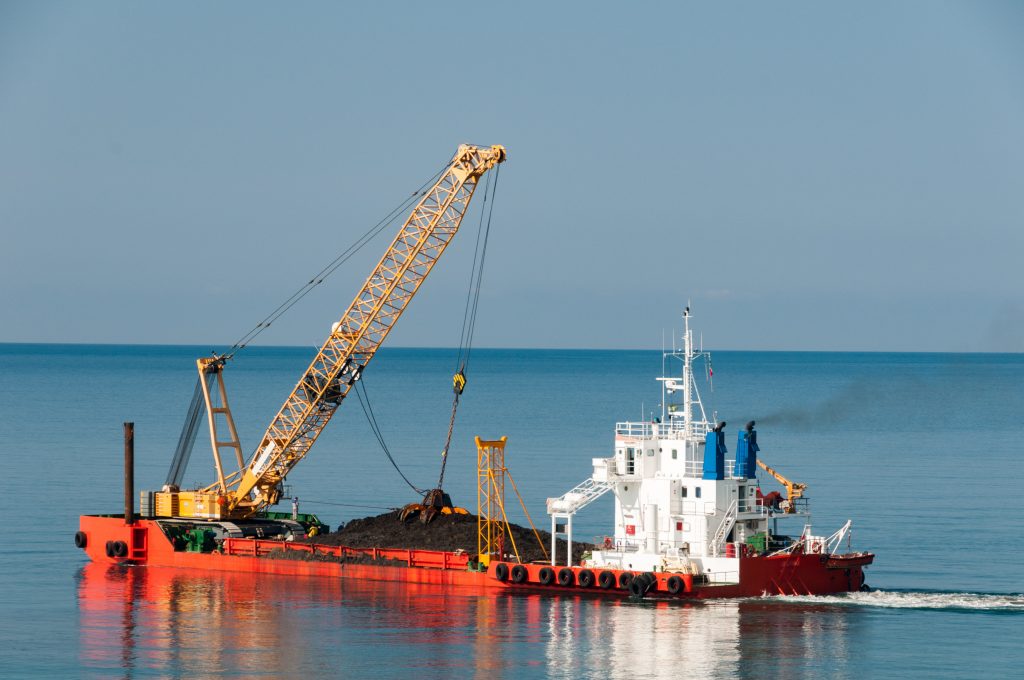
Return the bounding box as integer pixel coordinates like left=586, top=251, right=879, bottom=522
left=301, top=510, right=593, bottom=565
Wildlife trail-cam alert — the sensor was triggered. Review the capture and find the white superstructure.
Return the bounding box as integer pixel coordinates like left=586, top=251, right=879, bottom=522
left=547, top=308, right=826, bottom=582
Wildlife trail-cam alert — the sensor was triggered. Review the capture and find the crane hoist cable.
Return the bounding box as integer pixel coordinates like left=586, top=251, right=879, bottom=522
left=339, top=166, right=501, bottom=499
left=435, top=163, right=501, bottom=490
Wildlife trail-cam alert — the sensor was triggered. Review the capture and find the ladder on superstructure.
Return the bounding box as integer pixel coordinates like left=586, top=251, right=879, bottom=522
left=710, top=499, right=738, bottom=557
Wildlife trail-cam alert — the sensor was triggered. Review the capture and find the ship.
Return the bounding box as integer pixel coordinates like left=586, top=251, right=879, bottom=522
left=76, top=144, right=872, bottom=599
left=77, top=306, right=873, bottom=600
left=540, top=307, right=874, bottom=597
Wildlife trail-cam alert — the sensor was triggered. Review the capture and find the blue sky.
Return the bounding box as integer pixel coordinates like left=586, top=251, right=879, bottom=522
left=1, top=1, right=1021, bottom=351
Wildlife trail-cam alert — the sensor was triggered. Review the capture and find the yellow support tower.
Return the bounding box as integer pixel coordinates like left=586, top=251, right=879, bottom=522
left=475, top=436, right=549, bottom=567
left=476, top=436, right=511, bottom=567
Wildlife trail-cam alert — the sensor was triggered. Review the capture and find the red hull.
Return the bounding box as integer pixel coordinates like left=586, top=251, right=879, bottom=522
left=78, top=515, right=871, bottom=599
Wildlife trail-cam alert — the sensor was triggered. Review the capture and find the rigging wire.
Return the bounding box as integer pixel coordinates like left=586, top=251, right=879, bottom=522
left=353, top=377, right=425, bottom=495
left=298, top=499, right=398, bottom=511
left=222, top=160, right=454, bottom=357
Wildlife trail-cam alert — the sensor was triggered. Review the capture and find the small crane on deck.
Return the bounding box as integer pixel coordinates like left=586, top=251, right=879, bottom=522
left=756, top=459, right=807, bottom=514
left=150, top=144, right=506, bottom=522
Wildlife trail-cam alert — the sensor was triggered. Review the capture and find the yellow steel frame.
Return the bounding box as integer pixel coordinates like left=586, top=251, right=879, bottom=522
left=475, top=436, right=549, bottom=566
left=212, top=144, right=506, bottom=515
left=476, top=436, right=511, bottom=566
left=196, top=357, right=244, bottom=493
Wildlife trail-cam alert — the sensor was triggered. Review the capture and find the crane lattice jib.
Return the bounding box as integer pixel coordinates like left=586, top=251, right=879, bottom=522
left=220, top=144, right=506, bottom=513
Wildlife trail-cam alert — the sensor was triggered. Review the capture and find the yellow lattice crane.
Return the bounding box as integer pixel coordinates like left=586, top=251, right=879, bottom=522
left=152, top=144, right=506, bottom=520
left=756, top=459, right=807, bottom=514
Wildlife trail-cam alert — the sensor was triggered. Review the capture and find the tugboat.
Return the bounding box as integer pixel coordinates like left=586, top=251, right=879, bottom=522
left=539, top=307, right=874, bottom=598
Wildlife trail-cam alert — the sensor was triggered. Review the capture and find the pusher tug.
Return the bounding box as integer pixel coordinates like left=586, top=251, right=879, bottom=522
left=76, top=143, right=872, bottom=599
left=543, top=307, right=873, bottom=597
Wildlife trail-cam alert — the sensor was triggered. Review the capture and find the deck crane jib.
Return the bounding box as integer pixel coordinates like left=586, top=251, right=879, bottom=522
left=148, top=143, right=506, bottom=521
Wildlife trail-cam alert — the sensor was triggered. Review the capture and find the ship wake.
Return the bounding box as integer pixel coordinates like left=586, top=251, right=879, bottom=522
left=759, top=589, right=1024, bottom=612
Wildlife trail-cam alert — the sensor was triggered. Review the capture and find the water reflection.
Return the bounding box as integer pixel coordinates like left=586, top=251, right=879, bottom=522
left=542, top=598, right=857, bottom=679
left=78, top=565, right=860, bottom=678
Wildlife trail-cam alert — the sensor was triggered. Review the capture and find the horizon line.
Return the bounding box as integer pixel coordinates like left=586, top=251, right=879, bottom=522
left=0, top=340, right=1019, bottom=356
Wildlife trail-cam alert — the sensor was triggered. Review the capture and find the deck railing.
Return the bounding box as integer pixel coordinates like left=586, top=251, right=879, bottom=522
left=222, top=538, right=471, bottom=570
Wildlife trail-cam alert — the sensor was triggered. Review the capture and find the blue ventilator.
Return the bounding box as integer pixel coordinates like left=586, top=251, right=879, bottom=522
left=734, top=428, right=760, bottom=478
left=703, top=430, right=727, bottom=480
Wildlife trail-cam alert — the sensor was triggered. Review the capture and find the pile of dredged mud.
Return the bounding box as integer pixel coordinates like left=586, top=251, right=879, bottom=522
left=300, top=510, right=593, bottom=564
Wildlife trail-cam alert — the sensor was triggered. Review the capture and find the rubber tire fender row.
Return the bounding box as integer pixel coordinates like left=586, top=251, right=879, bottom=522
left=74, top=531, right=87, bottom=549
left=578, top=569, right=595, bottom=588
left=598, top=571, right=616, bottom=589
left=666, top=575, right=684, bottom=595
left=538, top=567, right=555, bottom=585
left=618, top=572, right=634, bottom=589
left=510, top=565, right=528, bottom=584
left=557, top=568, right=575, bottom=587
left=494, top=563, right=509, bottom=582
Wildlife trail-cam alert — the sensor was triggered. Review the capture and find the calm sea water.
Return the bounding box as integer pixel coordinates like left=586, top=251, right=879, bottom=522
left=1, top=344, right=1021, bottom=678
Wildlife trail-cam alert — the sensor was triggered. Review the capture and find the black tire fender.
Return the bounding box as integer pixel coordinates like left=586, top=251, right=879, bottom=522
left=578, top=569, right=595, bottom=588
left=598, top=571, right=616, bottom=589
left=105, top=541, right=115, bottom=558
left=557, top=568, right=575, bottom=587
left=494, top=562, right=509, bottom=582
left=667, top=575, right=683, bottom=595
left=510, top=565, right=528, bottom=584
left=538, top=567, right=555, bottom=585
left=74, top=531, right=87, bottom=549
left=618, top=572, right=634, bottom=589
left=113, top=541, right=128, bottom=558
left=629, top=579, right=646, bottom=598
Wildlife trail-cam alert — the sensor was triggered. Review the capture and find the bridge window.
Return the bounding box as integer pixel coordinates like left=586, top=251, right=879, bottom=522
left=695, top=487, right=702, bottom=499
left=681, top=486, right=687, bottom=497
left=672, top=449, right=678, bottom=460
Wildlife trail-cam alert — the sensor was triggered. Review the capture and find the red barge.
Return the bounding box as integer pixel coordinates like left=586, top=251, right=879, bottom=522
left=76, top=144, right=873, bottom=600
left=76, top=514, right=871, bottom=599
